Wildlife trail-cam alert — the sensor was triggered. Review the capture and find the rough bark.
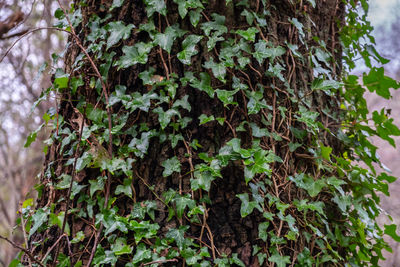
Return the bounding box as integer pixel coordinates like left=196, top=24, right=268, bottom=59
left=29, top=0, right=345, bottom=266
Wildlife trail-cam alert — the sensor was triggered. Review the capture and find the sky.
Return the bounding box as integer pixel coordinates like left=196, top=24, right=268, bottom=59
left=369, top=0, right=400, bottom=28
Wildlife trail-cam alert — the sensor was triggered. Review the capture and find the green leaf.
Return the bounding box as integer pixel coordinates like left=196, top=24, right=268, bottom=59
left=71, top=231, right=85, bottom=244
left=237, top=193, right=260, bottom=217
left=76, top=151, right=93, bottom=172
left=173, top=95, right=191, bottom=111
left=258, top=222, right=270, bottom=241
left=191, top=169, right=215, bottom=191
left=144, top=0, right=167, bottom=16
left=289, top=17, right=305, bottom=40
left=254, top=41, right=286, bottom=64
left=319, top=143, right=332, bottom=160
left=363, top=67, right=400, bottom=99
left=289, top=173, right=326, bottom=197
left=189, top=9, right=202, bottom=27
left=215, top=88, right=239, bottom=106
left=311, top=79, right=342, bottom=91
left=89, top=176, right=106, bottom=197
left=112, top=237, right=132, bottom=255
left=201, top=13, right=227, bottom=36
left=70, top=76, right=84, bottom=95
left=111, top=0, right=125, bottom=10
left=173, top=0, right=204, bottom=18
left=131, top=243, right=152, bottom=263
left=114, top=42, right=153, bottom=69
left=154, top=25, right=187, bottom=53
left=153, top=107, right=180, bottom=129
left=384, top=224, right=400, bottom=242
left=24, top=123, right=44, bottom=147
left=174, top=194, right=195, bottom=219
left=199, top=114, right=215, bottom=125
left=235, top=27, right=258, bottom=42
left=115, top=178, right=132, bottom=197
left=190, top=72, right=214, bottom=97
left=162, top=156, right=181, bottom=177
left=203, top=58, right=227, bottom=83
left=29, top=208, right=49, bottom=238
left=106, top=21, right=134, bottom=50
left=177, top=35, right=203, bottom=65
left=166, top=226, right=189, bottom=250
left=268, top=252, right=291, bottom=267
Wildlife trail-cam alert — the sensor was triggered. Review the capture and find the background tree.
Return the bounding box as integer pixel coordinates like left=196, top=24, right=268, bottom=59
left=0, top=1, right=65, bottom=264
left=4, top=0, right=400, bottom=266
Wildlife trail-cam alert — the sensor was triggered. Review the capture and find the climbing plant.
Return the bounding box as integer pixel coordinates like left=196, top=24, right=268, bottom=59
left=6, top=0, right=400, bottom=266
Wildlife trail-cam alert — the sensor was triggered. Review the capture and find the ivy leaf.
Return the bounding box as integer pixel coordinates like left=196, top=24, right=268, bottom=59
left=258, top=222, right=270, bottom=241
left=173, top=0, right=204, bottom=19
left=189, top=9, right=202, bottom=27
left=311, top=78, right=342, bottom=91
left=131, top=243, right=152, bottom=264
left=76, top=151, right=93, bottom=172
left=111, top=0, right=125, bottom=10
left=384, top=224, right=400, bottom=242
left=106, top=21, right=134, bottom=50
left=268, top=252, right=291, bottom=267
left=143, top=0, right=166, bottom=16
left=166, top=226, right=189, bottom=250
left=114, top=42, right=153, bottom=70
left=268, top=46, right=286, bottom=61
left=71, top=231, right=85, bottom=244
left=70, top=76, right=84, bottom=95
left=174, top=195, right=195, bottom=219
left=254, top=40, right=270, bottom=64
left=162, top=156, right=181, bottom=177
left=29, top=208, right=49, bottom=238
left=154, top=25, right=187, bottom=53
left=115, top=178, right=132, bottom=197
left=363, top=67, right=400, bottom=99
left=89, top=176, right=106, bottom=197
left=153, top=107, right=180, bottom=129
left=200, top=13, right=227, bottom=36
left=289, top=17, right=305, bottom=41
left=172, top=95, right=191, bottom=111
left=237, top=193, right=260, bottom=217
left=235, top=27, right=258, bottom=42
left=191, top=169, right=215, bottom=191
left=204, top=59, right=227, bottom=83
left=289, top=173, right=326, bottom=197
left=190, top=72, right=214, bottom=97
left=215, top=88, right=239, bottom=106
left=112, top=237, right=133, bottom=255
left=199, top=114, right=215, bottom=125
left=319, top=143, right=332, bottom=160
left=177, top=35, right=202, bottom=65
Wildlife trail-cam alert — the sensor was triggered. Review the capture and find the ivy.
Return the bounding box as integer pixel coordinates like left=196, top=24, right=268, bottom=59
left=14, top=0, right=400, bottom=266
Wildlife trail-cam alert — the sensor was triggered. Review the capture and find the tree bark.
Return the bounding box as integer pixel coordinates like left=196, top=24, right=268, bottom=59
left=28, top=0, right=346, bottom=266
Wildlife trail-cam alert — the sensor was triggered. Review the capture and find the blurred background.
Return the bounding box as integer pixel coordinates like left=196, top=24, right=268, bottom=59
left=0, top=0, right=399, bottom=266
left=0, top=0, right=65, bottom=264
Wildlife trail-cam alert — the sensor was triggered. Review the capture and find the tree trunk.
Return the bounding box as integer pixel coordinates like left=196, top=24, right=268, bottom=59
left=28, top=0, right=348, bottom=266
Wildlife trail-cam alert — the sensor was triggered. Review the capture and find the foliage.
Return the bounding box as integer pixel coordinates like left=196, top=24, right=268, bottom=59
left=12, top=0, right=400, bottom=266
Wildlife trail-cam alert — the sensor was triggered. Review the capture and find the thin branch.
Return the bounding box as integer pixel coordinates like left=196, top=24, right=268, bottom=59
left=0, top=235, right=45, bottom=267
left=0, top=26, right=71, bottom=63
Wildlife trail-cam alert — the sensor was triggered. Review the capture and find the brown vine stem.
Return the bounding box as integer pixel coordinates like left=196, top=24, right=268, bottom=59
left=0, top=235, right=45, bottom=267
